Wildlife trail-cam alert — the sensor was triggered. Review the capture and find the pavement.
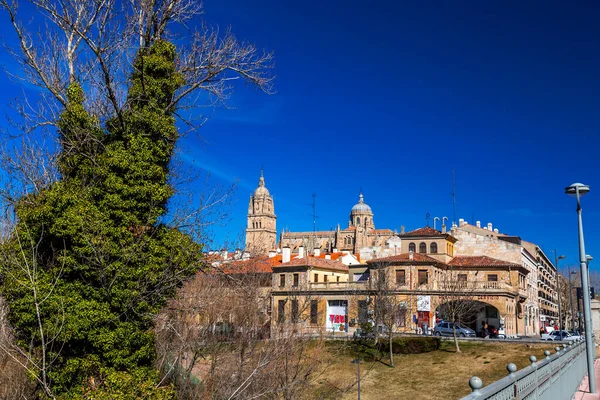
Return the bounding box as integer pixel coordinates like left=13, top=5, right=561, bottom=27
left=573, top=359, right=600, bottom=400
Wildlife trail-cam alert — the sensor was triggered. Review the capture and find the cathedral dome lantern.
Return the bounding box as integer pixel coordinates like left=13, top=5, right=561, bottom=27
left=254, top=171, right=270, bottom=197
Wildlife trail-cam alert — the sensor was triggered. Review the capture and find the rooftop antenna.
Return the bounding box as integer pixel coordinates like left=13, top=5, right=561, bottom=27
left=451, top=169, right=457, bottom=226
left=311, top=193, right=318, bottom=234
left=433, top=217, right=440, bottom=230
left=425, top=212, right=431, bottom=227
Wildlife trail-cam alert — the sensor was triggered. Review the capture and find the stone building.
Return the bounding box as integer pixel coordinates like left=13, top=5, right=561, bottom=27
left=245, top=171, right=397, bottom=256
left=279, top=192, right=396, bottom=254
left=450, top=219, right=558, bottom=336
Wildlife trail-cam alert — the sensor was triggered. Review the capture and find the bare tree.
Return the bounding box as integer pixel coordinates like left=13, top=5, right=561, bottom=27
left=155, top=256, right=329, bottom=399
left=0, top=295, right=36, bottom=400
left=368, top=262, right=404, bottom=367
left=436, top=269, right=481, bottom=353
left=1, top=0, right=274, bottom=134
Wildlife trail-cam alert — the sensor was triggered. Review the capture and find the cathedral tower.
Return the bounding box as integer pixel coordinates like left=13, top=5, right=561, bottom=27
left=245, top=170, right=277, bottom=254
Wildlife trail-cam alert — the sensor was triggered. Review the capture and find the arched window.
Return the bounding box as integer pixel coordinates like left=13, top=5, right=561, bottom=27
left=409, top=242, right=416, bottom=252
left=419, top=242, right=426, bottom=253
left=430, top=243, right=438, bottom=253
left=357, top=217, right=361, bottom=225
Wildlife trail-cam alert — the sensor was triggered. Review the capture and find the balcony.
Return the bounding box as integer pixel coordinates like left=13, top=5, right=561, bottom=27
left=308, top=281, right=367, bottom=290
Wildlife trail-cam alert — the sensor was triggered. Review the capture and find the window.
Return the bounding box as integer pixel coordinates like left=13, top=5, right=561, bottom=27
left=324, top=275, right=328, bottom=283
left=337, top=276, right=340, bottom=283
left=314, top=273, right=319, bottom=282
left=310, top=300, right=318, bottom=324
left=279, top=274, right=286, bottom=287
left=458, top=274, right=467, bottom=281
left=291, top=300, right=299, bottom=323
left=278, top=300, right=286, bottom=323
left=409, top=242, right=416, bottom=252
left=430, top=242, right=438, bottom=253
left=487, top=274, right=498, bottom=282
left=395, top=269, right=406, bottom=285
left=418, top=270, right=428, bottom=285
left=357, top=217, right=361, bottom=225
left=293, top=273, right=299, bottom=287
left=419, top=242, right=427, bottom=253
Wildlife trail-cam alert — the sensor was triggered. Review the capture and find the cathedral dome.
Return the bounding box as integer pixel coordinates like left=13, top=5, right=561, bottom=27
left=351, top=193, right=372, bottom=214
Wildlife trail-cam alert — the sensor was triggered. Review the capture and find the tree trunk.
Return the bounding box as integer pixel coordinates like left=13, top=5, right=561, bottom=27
left=453, top=325, right=461, bottom=353
left=389, top=332, right=394, bottom=367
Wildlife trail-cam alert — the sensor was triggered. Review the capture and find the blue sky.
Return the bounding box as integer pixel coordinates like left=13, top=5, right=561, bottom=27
left=1, top=1, right=599, bottom=272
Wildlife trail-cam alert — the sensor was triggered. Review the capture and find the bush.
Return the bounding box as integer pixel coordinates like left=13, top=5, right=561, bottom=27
left=378, top=337, right=440, bottom=354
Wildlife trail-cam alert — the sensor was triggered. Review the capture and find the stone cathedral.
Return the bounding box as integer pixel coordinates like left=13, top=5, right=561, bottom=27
left=245, top=171, right=398, bottom=255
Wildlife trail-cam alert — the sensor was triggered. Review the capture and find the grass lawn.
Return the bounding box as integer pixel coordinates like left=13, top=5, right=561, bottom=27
left=308, top=339, right=556, bottom=400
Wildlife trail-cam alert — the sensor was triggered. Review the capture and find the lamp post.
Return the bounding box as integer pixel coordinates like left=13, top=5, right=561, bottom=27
left=351, top=354, right=361, bottom=400
left=554, top=251, right=566, bottom=330
left=565, top=182, right=595, bottom=394
left=568, top=266, right=577, bottom=331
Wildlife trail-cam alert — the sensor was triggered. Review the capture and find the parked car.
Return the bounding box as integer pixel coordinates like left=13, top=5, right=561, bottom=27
left=433, top=322, right=476, bottom=337
left=541, top=330, right=581, bottom=342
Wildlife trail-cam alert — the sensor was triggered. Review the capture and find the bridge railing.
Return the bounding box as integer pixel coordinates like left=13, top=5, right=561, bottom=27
left=461, top=338, right=587, bottom=400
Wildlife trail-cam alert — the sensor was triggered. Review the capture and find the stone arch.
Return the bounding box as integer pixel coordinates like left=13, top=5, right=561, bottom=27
left=434, top=300, right=504, bottom=336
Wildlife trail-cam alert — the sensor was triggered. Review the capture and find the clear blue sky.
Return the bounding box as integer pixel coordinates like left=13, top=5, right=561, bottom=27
left=1, top=1, right=599, bottom=272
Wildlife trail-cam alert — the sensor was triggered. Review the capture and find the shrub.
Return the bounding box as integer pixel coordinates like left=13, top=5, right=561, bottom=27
left=378, top=337, right=440, bottom=354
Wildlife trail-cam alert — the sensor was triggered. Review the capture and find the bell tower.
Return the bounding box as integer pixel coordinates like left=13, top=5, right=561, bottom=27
left=245, top=170, right=277, bottom=254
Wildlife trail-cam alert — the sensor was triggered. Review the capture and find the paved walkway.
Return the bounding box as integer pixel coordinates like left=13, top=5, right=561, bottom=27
left=573, top=359, right=600, bottom=400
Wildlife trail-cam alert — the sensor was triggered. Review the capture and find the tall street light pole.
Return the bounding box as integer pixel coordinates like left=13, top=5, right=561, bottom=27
left=568, top=266, right=577, bottom=331
left=566, top=182, right=595, bottom=394
left=554, top=251, right=566, bottom=330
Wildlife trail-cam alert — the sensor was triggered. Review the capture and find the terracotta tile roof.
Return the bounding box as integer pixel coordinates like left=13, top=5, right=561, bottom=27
left=342, top=227, right=357, bottom=231
left=401, top=227, right=444, bottom=237
left=449, top=256, right=521, bottom=268
left=215, top=259, right=274, bottom=274
left=367, top=253, right=442, bottom=264
left=274, top=256, right=349, bottom=272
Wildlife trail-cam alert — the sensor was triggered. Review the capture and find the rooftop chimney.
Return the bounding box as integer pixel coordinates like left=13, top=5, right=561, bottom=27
left=282, top=247, right=291, bottom=263
left=268, top=250, right=276, bottom=258
left=333, top=248, right=339, bottom=253
left=314, top=248, right=321, bottom=257
left=221, top=250, right=228, bottom=260
left=298, top=246, right=305, bottom=258
left=476, top=221, right=481, bottom=228
left=325, top=254, right=331, bottom=260
left=459, top=218, right=465, bottom=227
left=442, top=224, right=447, bottom=234
left=400, top=226, right=405, bottom=235
left=409, top=250, right=414, bottom=261
left=494, top=228, right=499, bottom=233
left=487, top=222, right=493, bottom=231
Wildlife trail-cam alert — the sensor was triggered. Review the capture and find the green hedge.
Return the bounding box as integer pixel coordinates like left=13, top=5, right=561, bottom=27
left=378, top=337, right=440, bottom=354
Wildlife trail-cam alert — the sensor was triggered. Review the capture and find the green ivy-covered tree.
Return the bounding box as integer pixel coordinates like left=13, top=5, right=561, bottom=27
left=3, top=40, right=201, bottom=398
left=0, top=1, right=273, bottom=398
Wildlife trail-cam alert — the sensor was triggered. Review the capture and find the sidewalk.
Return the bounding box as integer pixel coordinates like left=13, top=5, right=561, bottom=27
left=573, top=359, right=600, bottom=400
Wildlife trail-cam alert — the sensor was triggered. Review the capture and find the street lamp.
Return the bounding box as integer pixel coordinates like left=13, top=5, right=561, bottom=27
left=554, top=252, right=566, bottom=330
left=351, top=354, right=361, bottom=399
left=565, top=182, right=595, bottom=394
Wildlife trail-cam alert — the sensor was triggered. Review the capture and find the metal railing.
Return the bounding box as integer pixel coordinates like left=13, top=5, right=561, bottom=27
left=461, top=338, right=588, bottom=400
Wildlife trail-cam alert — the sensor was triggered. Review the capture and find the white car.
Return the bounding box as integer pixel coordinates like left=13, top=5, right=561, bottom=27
left=541, top=330, right=581, bottom=342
